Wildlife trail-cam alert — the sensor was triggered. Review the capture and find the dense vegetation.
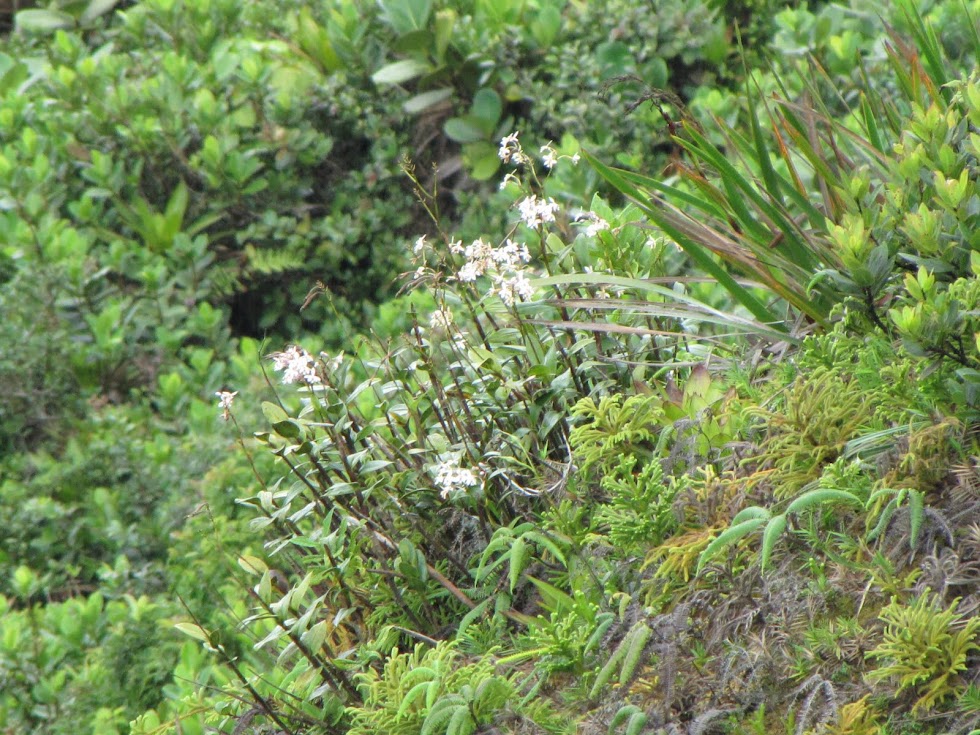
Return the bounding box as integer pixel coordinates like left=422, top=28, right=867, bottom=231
left=1, top=0, right=979, bottom=734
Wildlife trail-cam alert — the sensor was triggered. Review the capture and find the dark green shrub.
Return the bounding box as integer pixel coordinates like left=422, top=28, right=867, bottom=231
left=4, top=0, right=418, bottom=348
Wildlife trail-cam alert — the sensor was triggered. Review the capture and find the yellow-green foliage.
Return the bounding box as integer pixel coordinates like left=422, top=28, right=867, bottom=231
left=866, top=593, right=980, bottom=712
left=596, top=455, right=678, bottom=552
left=348, top=640, right=572, bottom=735
left=569, top=394, right=664, bottom=476
left=349, top=642, right=508, bottom=735
left=823, top=696, right=883, bottom=735
left=747, top=368, right=876, bottom=498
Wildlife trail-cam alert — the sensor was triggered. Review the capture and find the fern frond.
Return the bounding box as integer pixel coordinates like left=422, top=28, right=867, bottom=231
left=244, top=242, right=307, bottom=275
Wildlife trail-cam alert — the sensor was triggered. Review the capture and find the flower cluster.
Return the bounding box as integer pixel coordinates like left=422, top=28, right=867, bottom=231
left=457, top=238, right=530, bottom=280
left=458, top=238, right=496, bottom=282
left=429, top=307, right=454, bottom=331
left=540, top=143, right=559, bottom=169
left=492, top=271, right=535, bottom=306
left=431, top=133, right=586, bottom=308
left=432, top=458, right=481, bottom=500
left=539, top=142, right=580, bottom=169
left=454, top=237, right=534, bottom=306
left=215, top=390, right=237, bottom=421
left=498, top=132, right=529, bottom=165
left=271, top=345, right=321, bottom=385
left=319, top=351, right=345, bottom=373
left=517, top=195, right=560, bottom=229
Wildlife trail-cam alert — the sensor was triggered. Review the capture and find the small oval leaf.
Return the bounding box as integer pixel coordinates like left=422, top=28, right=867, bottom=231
left=444, top=116, right=487, bottom=143
left=175, top=622, right=210, bottom=643
left=15, top=9, right=75, bottom=31
left=371, top=59, right=430, bottom=85
left=404, top=87, right=453, bottom=113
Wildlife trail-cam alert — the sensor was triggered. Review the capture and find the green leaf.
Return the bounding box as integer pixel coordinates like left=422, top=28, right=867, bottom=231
left=534, top=272, right=792, bottom=341
left=526, top=576, right=575, bottom=615
left=618, top=622, right=652, bottom=684
left=433, top=9, right=456, bottom=60
left=371, top=59, right=430, bottom=85
left=867, top=498, right=900, bottom=542
left=786, top=489, right=863, bottom=515
left=859, top=93, right=885, bottom=154
left=760, top=514, right=787, bottom=572
left=524, top=531, right=567, bottom=567
left=81, top=0, right=120, bottom=23
left=595, top=41, right=632, bottom=77
left=296, top=7, right=341, bottom=72
left=15, top=9, right=75, bottom=31
left=456, top=598, right=491, bottom=638
left=731, top=506, right=771, bottom=524
left=404, top=88, right=453, bottom=114
left=590, top=637, right=627, bottom=697
left=301, top=620, right=327, bottom=652
left=745, top=79, right=782, bottom=205
left=238, top=555, right=268, bottom=575
left=0, top=55, right=28, bottom=96
left=261, top=401, right=289, bottom=424
left=164, top=181, right=188, bottom=232
left=444, top=116, right=488, bottom=143
left=447, top=703, right=475, bottom=735
left=464, top=141, right=501, bottom=180
left=378, top=0, right=432, bottom=33
left=609, top=704, right=643, bottom=735
left=421, top=697, right=465, bottom=735
left=174, top=622, right=210, bottom=643
left=398, top=680, right=434, bottom=717
left=529, top=4, right=562, bottom=47
left=392, top=29, right=435, bottom=55
left=908, top=489, right=924, bottom=547
left=272, top=420, right=301, bottom=440
left=584, top=613, right=616, bottom=656
left=508, top=536, right=526, bottom=593
left=582, top=151, right=785, bottom=328
left=625, top=711, right=648, bottom=735
left=470, top=88, right=502, bottom=128
left=697, top=517, right=767, bottom=571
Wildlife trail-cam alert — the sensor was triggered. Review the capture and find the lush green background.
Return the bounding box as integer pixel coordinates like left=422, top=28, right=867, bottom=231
left=1, top=0, right=979, bottom=734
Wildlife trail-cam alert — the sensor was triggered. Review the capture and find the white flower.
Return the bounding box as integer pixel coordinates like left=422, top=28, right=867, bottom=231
left=498, top=131, right=528, bottom=165
left=413, top=235, right=428, bottom=254
left=429, top=308, right=454, bottom=331
left=271, top=345, right=321, bottom=385
left=320, top=351, right=344, bottom=372
left=458, top=238, right=495, bottom=282
left=498, top=132, right=519, bottom=161
left=575, top=211, right=610, bottom=237
left=570, top=152, right=581, bottom=164
left=457, top=260, right=481, bottom=282
left=215, top=390, right=237, bottom=421
left=517, top=195, right=560, bottom=228
left=216, top=390, right=237, bottom=410
left=448, top=238, right=464, bottom=254
left=498, top=172, right=521, bottom=190
left=499, top=131, right=519, bottom=149
left=433, top=458, right=481, bottom=499
left=493, top=271, right=534, bottom=306
left=585, top=218, right=609, bottom=237
left=540, top=143, right=559, bottom=169
left=492, top=239, right=531, bottom=268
